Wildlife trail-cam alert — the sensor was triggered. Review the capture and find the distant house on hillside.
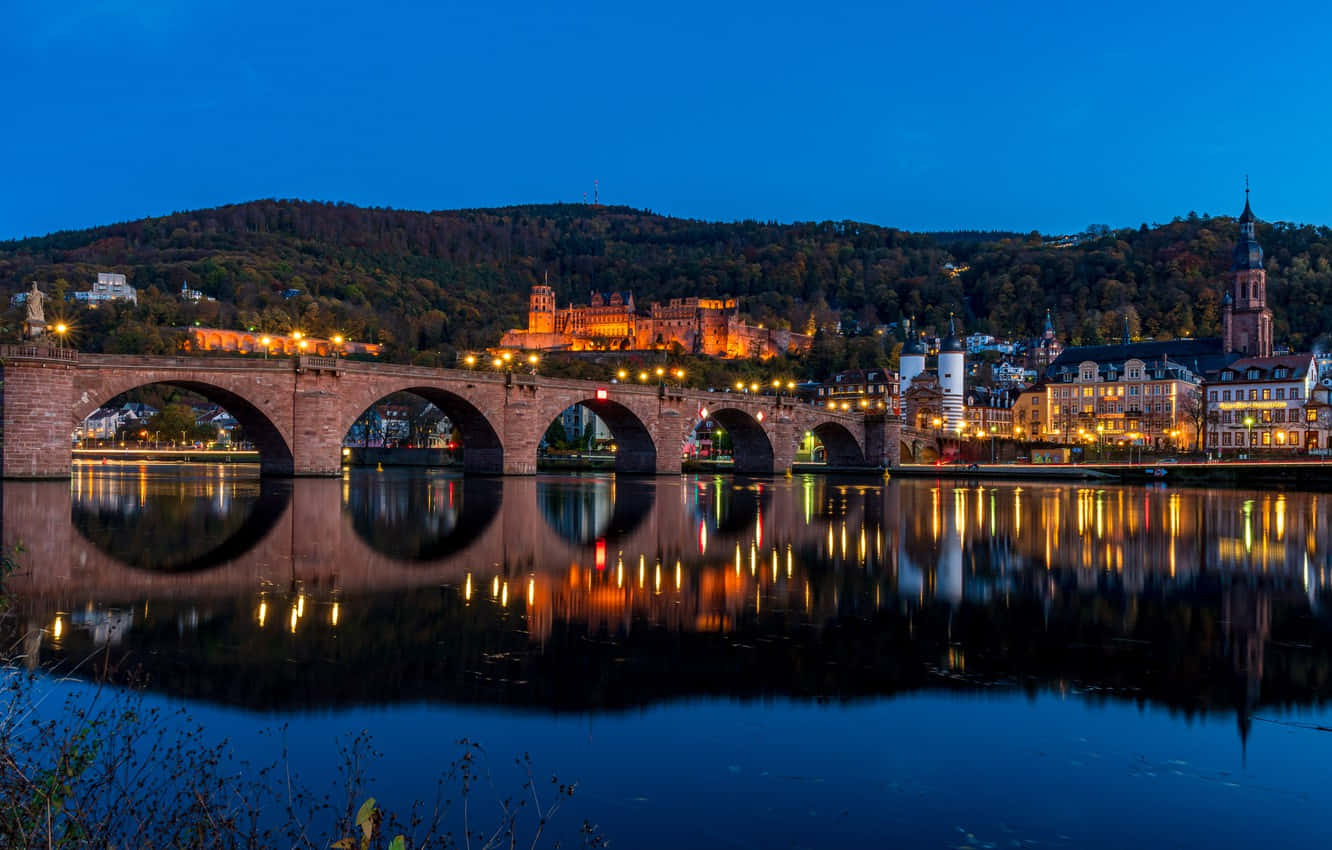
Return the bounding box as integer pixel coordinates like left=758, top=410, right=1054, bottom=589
left=73, top=273, right=137, bottom=305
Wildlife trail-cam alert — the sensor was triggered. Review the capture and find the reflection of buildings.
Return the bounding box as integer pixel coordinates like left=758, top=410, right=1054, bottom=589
left=9, top=471, right=1332, bottom=736
left=500, top=284, right=812, bottom=359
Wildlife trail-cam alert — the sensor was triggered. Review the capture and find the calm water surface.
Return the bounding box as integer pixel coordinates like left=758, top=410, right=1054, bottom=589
left=4, top=463, right=1332, bottom=848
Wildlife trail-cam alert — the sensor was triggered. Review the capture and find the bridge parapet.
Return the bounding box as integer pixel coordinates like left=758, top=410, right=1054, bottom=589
left=0, top=344, right=78, bottom=364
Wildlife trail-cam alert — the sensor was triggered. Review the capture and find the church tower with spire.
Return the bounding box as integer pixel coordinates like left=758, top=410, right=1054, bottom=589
left=1222, top=182, right=1273, bottom=357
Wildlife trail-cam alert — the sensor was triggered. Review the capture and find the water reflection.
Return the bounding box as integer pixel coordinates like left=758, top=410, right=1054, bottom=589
left=535, top=475, right=656, bottom=544
left=3, top=468, right=1331, bottom=731
left=345, top=469, right=502, bottom=560
left=68, top=461, right=290, bottom=572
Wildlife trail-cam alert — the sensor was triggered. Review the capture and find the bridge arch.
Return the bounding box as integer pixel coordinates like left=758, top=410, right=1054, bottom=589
left=539, top=397, right=658, bottom=474
left=71, top=376, right=296, bottom=476
left=691, top=407, right=775, bottom=475
left=807, top=421, right=867, bottom=467
left=337, top=383, right=505, bottom=474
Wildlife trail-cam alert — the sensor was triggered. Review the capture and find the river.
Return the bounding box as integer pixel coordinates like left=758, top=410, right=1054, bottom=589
left=3, top=462, right=1331, bottom=848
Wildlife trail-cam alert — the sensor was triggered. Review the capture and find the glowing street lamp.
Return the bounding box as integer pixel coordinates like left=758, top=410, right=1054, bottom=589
left=464, top=354, right=476, bottom=368
left=260, top=336, right=272, bottom=359
left=53, top=322, right=68, bottom=349
left=638, top=371, right=650, bottom=383
left=617, top=369, right=628, bottom=381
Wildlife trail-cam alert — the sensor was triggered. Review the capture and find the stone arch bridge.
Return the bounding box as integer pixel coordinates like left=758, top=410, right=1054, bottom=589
left=0, top=346, right=902, bottom=479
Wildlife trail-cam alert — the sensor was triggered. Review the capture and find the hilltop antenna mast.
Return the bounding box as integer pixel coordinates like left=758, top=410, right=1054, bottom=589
left=594, top=179, right=599, bottom=207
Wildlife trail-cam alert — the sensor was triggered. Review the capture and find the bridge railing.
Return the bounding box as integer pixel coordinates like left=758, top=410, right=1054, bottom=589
left=0, top=343, right=78, bottom=364
left=298, top=354, right=342, bottom=373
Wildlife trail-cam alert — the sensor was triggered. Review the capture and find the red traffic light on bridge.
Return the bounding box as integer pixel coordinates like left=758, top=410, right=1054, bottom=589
left=595, top=388, right=608, bottom=400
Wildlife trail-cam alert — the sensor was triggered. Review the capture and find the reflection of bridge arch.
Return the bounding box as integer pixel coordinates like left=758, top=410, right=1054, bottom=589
left=71, top=477, right=293, bottom=573
left=71, top=374, right=296, bottom=475
left=338, top=383, right=505, bottom=474
left=536, top=475, right=657, bottom=545
left=344, top=471, right=503, bottom=561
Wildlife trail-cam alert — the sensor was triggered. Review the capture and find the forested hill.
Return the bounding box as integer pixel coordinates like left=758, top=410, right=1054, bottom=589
left=2, top=200, right=1332, bottom=363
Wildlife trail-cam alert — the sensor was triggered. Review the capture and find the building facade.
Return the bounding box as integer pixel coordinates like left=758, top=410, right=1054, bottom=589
left=501, top=286, right=812, bottom=359
left=1205, top=354, right=1321, bottom=452
left=813, top=368, right=898, bottom=413
left=73, top=272, right=138, bottom=305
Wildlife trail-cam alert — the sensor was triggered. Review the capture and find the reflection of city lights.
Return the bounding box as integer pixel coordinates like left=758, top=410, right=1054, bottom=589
left=257, top=601, right=268, bottom=628
left=331, top=602, right=340, bottom=627
left=52, top=615, right=64, bottom=640
left=289, top=606, right=299, bottom=633
left=464, top=573, right=472, bottom=602
left=528, top=578, right=535, bottom=607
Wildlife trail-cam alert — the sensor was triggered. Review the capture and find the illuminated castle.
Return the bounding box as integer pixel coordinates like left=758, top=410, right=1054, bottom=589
left=500, top=284, right=812, bottom=359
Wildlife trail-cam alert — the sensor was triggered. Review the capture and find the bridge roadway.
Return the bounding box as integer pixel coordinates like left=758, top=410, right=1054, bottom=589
left=0, top=346, right=901, bottom=479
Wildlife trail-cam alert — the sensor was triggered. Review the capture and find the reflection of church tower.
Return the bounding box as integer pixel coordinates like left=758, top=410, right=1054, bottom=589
left=528, top=281, right=556, bottom=335
left=1222, top=185, right=1273, bottom=357
left=1223, top=583, right=1270, bottom=754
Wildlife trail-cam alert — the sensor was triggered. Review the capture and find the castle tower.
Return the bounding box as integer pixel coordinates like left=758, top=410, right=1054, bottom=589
left=899, top=317, right=927, bottom=405
left=939, top=315, right=966, bottom=432
left=528, top=281, right=556, bottom=335
left=1223, top=185, right=1273, bottom=357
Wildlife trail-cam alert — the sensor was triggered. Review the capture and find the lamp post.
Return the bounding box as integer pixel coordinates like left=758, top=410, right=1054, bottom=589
left=1096, top=422, right=1105, bottom=460
left=464, top=354, right=476, bottom=369
left=1243, top=416, right=1255, bottom=460
left=260, top=336, right=272, bottom=359
left=53, top=322, right=68, bottom=350
left=528, top=353, right=540, bottom=375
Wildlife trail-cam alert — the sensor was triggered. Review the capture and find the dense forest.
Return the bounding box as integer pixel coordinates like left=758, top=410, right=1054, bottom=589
left=3, top=200, right=1332, bottom=369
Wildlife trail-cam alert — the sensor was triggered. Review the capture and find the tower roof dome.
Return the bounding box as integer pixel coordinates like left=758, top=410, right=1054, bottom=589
left=941, top=315, right=964, bottom=353
left=1233, top=194, right=1263, bottom=271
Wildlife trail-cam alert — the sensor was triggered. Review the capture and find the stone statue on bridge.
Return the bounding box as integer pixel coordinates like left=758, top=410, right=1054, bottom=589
left=23, top=282, right=46, bottom=338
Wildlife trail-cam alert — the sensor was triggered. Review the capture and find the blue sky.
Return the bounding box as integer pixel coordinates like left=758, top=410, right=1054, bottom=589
left=5, top=0, right=1332, bottom=240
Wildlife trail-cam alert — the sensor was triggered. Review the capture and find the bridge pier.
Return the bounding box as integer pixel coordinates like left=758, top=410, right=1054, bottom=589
left=1, top=352, right=77, bottom=479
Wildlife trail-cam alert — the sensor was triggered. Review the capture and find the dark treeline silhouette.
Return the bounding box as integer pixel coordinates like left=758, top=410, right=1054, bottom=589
left=4, top=201, right=1332, bottom=364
